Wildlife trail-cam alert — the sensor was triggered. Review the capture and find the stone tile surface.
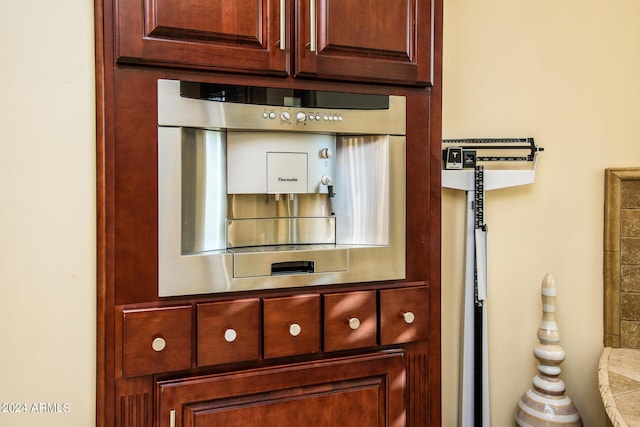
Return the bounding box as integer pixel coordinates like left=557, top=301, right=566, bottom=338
left=621, top=294, right=640, bottom=321
left=621, top=321, right=640, bottom=348
left=622, top=237, right=640, bottom=264
left=608, top=371, right=640, bottom=395
left=608, top=348, right=640, bottom=382
left=622, top=181, right=640, bottom=208
left=616, top=391, right=640, bottom=426
left=603, top=172, right=640, bottom=425
left=621, top=265, right=640, bottom=293
left=600, top=348, right=640, bottom=427
left=621, top=209, right=640, bottom=237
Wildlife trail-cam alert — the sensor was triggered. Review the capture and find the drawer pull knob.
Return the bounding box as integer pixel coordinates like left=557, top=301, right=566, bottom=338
left=348, top=317, right=361, bottom=330
left=289, top=323, right=302, bottom=337
left=151, top=337, right=166, bottom=352
left=403, top=311, right=416, bottom=324
left=224, top=328, right=238, bottom=343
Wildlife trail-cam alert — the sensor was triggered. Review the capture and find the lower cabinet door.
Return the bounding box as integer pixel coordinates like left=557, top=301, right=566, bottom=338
left=157, top=351, right=406, bottom=427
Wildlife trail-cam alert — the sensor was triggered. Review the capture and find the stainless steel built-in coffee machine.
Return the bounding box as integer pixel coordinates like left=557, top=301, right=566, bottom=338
left=158, top=80, right=406, bottom=296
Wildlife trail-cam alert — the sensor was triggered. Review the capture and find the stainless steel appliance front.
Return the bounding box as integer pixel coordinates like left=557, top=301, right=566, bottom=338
left=158, top=80, right=406, bottom=296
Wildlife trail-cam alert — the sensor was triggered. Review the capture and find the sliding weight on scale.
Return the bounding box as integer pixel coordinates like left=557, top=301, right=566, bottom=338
left=442, top=137, right=543, bottom=427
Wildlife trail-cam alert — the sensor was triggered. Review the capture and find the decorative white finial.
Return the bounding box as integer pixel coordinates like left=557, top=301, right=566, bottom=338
left=514, top=273, right=582, bottom=426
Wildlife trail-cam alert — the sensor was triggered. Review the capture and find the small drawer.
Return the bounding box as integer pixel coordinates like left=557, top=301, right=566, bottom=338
left=379, top=286, right=429, bottom=345
left=263, top=294, right=320, bottom=359
left=324, top=290, right=377, bottom=352
left=197, top=298, right=260, bottom=366
left=122, top=305, right=192, bottom=377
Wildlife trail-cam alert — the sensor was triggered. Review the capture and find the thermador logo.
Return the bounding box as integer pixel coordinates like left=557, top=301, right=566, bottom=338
left=277, top=177, right=299, bottom=182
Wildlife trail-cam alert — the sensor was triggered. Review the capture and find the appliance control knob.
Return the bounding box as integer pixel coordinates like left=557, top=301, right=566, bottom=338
left=402, top=311, right=416, bottom=324
left=224, top=328, right=237, bottom=343
left=269, top=112, right=276, bottom=119
left=280, top=111, right=291, bottom=121
left=320, top=148, right=333, bottom=159
left=296, top=111, right=306, bottom=122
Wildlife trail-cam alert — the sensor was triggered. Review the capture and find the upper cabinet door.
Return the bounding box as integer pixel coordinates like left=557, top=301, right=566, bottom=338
left=295, top=0, right=432, bottom=86
left=116, top=0, right=289, bottom=75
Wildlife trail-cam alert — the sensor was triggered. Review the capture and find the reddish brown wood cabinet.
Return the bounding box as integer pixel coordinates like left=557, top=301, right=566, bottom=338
left=157, top=351, right=407, bottom=427
left=197, top=298, right=260, bottom=366
left=96, top=0, right=442, bottom=425
left=116, top=0, right=288, bottom=75
left=122, top=306, right=193, bottom=377
left=115, top=0, right=433, bottom=86
left=324, top=290, right=377, bottom=352
left=380, top=287, right=430, bottom=346
left=294, top=0, right=433, bottom=86
left=263, top=294, right=322, bottom=359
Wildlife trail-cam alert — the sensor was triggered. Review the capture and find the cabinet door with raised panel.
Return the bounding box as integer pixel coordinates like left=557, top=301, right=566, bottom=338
left=116, top=0, right=289, bottom=75
left=157, top=351, right=406, bottom=427
left=295, top=0, right=433, bottom=86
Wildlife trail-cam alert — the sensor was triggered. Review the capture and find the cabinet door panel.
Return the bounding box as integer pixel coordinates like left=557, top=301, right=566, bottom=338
left=188, top=382, right=380, bottom=426
left=157, top=351, right=406, bottom=427
left=296, top=0, right=432, bottom=86
left=150, top=0, right=260, bottom=42
left=116, top=0, right=288, bottom=74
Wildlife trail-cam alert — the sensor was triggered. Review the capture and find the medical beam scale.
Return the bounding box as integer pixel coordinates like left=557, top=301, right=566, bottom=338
left=442, top=137, right=543, bottom=427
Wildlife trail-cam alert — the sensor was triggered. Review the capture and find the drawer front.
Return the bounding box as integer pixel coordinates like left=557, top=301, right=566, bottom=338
left=197, top=298, right=260, bottom=366
left=380, top=287, right=429, bottom=345
left=263, top=294, right=320, bottom=359
left=122, top=305, right=192, bottom=377
left=324, top=290, right=377, bottom=352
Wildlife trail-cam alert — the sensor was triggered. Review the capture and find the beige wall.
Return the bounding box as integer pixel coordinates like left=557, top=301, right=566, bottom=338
left=442, top=0, right=640, bottom=425
left=0, top=1, right=96, bottom=426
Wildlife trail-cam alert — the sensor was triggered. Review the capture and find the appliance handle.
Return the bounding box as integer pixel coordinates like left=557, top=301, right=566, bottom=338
left=309, top=0, right=317, bottom=52
left=279, top=0, right=286, bottom=50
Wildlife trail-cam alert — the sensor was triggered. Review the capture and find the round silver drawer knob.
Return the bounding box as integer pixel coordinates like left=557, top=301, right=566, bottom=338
left=289, top=323, right=302, bottom=337
left=151, top=337, right=166, bottom=352
left=402, top=311, right=416, bottom=324
left=348, top=317, right=361, bottom=330
left=224, top=328, right=238, bottom=343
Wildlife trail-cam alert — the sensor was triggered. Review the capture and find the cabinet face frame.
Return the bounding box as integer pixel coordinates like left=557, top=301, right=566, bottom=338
left=97, top=68, right=442, bottom=427
left=95, top=0, right=443, bottom=425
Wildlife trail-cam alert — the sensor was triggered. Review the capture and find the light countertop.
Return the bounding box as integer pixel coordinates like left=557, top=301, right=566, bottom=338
left=599, top=347, right=640, bottom=427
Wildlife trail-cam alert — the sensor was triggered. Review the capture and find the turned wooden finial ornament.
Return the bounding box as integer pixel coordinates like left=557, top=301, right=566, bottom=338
left=514, top=273, right=582, bottom=426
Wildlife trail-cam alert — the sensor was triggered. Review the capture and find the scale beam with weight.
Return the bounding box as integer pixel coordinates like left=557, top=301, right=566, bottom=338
left=442, top=137, right=543, bottom=427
